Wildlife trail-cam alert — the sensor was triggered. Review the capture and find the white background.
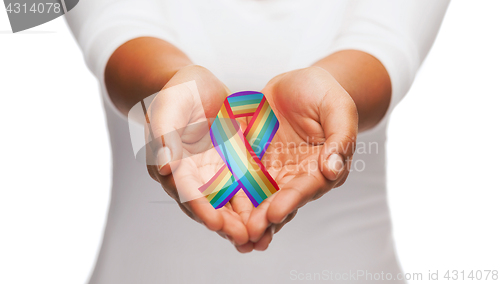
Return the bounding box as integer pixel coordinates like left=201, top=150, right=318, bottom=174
left=0, top=1, right=499, bottom=283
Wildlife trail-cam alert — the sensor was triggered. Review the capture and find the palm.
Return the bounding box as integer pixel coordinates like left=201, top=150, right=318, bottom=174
left=166, top=117, right=254, bottom=219
left=245, top=67, right=358, bottom=247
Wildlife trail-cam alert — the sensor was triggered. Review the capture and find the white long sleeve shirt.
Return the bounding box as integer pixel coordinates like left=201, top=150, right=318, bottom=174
left=66, top=1, right=449, bottom=283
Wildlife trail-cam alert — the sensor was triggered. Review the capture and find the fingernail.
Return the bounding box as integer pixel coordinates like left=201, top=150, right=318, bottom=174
left=327, top=153, right=344, bottom=175
left=157, top=146, right=171, bottom=175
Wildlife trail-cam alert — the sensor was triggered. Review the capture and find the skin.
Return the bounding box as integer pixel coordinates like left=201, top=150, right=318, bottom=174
left=105, top=36, right=391, bottom=253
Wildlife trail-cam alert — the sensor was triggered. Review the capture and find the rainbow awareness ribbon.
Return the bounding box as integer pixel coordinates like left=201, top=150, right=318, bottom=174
left=199, top=91, right=280, bottom=209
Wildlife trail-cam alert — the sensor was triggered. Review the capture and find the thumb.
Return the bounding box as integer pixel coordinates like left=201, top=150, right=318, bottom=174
left=318, top=87, right=358, bottom=181
left=146, top=80, right=202, bottom=176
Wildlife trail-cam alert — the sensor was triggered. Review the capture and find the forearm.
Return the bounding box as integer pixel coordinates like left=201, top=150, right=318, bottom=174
left=313, top=50, right=391, bottom=132
left=105, top=40, right=391, bottom=129
left=104, top=37, right=193, bottom=116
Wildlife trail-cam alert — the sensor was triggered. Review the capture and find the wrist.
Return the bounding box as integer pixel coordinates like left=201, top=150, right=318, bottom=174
left=105, top=37, right=192, bottom=116
left=313, top=50, right=391, bottom=132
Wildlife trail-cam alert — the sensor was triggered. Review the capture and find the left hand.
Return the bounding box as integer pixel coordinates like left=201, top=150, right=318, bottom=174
left=239, top=67, right=359, bottom=251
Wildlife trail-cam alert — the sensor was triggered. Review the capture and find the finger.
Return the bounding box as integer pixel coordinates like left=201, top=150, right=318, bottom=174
left=246, top=193, right=276, bottom=242
left=219, top=209, right=249, bottom=245
left=253, top=226, right=274, bottom=251
left=222, top=202, right=243, bottom=220
left=235, top=242, right=254, bottom=253
left=183, top=196, right=224, bottom=232
left=318, top=85, right=358, bottom=181
left=157, top=174, right=224, bottom=232
left=313, top=157, right=351, bottom=202
left=177, top=202, right=196, bottom=221
left=216, top=231, right=228, bottom=240
left=267, top=173, right=326, bottom=224
left=180, top=189, right=249, bottom=245
left=229, top=189, right=255, bottom=224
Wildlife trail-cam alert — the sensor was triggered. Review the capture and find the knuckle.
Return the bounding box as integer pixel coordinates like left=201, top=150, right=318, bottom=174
left=301, top=67, right=331, bottom=85
left=305, top=66, right=330, bottom=78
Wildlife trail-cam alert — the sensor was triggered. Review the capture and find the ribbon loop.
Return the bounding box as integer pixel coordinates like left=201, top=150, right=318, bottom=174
left=199, top=91, right=280, bottom=208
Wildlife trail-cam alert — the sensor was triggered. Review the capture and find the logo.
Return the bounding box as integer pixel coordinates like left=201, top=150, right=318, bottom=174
left=199, top=91, right=280, bottom=209
left=4, top=0, right=79, bottom=33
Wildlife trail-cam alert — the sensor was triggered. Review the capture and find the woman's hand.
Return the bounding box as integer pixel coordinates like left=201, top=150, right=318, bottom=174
left=145, top=65, right=255, bottom=249
left=244, top=67, right=359, bottom=250
left=243, top=50, right=391, bottom=251
left=105, top=38, right=257, bottom=251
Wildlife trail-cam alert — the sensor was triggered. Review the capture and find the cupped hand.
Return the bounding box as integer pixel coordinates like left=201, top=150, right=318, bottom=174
left=244, top=67, right=359, bottom=250
left=145, top=65, right=256, bottom=249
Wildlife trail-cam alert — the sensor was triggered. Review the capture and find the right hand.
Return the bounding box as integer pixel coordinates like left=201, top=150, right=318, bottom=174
left=145, top=65, right=255, bottom=251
